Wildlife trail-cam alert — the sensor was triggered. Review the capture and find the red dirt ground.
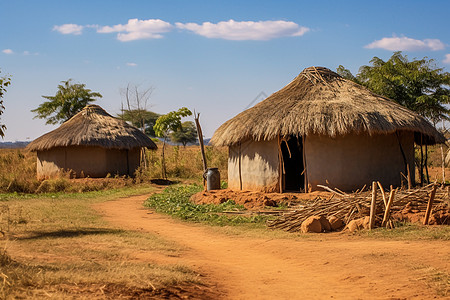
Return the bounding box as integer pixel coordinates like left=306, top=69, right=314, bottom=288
left=94, top=192, right=450, bottom=299
left=190, top=189, right=330, bottom=209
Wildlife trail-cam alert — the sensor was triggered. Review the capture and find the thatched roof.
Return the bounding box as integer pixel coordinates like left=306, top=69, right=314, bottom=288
left=211, top=66, right=445, bottom=146
left=27, top=105, right=157, bottom=151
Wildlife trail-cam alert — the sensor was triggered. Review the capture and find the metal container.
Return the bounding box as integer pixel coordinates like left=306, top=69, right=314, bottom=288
left=206, top=168, right=221, bottom=191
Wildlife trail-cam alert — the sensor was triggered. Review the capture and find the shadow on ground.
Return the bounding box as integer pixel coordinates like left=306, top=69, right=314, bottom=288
left=15, top=227, right=124, bottom=240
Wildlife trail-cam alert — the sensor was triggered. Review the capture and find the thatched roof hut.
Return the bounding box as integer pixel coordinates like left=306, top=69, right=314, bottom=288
left=27, top=104, right=157, bottom=179
left=211, top=67, right=444, bottom=192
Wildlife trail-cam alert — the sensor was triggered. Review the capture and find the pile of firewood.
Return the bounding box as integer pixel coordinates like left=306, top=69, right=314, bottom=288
left=266, top=183, right=449, bottom=232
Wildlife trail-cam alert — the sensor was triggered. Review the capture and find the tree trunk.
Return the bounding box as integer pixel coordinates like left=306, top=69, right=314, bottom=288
left=425, top=143, right=429, bottom=184
left=441, top=145, right=446, bottom=184
left=420, top=135, right=424, bottom=186
left=161, top=137, right=167, bottom=179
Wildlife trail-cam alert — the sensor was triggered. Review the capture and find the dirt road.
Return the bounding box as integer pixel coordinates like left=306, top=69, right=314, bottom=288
left=94, top=193, right=449, bottom=299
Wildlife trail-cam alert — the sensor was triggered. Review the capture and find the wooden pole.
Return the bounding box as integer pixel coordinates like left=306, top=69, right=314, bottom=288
left=377, top=181, right=387, bottom=208
left=440, top=145, right=445, bottom=184
left=382, top=188, right=396, bottom=227
left=423, top=184, right=437, bottom=225
left=238, top=142, right=242, bottom=190
left=369, top=181, right=377, bottom=230
left=194, top=113, right=207, bottom=187
left=407, top=164, right=412, bottom=190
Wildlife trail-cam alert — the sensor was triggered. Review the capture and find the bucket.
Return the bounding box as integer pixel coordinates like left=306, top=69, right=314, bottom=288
left=206, top=168, right=220, bottom=191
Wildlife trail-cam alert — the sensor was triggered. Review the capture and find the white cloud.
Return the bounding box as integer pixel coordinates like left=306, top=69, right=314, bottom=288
left=53, top=24, right=84, bottom=35
left=175, top=19, right=309, bottom=40
left=97, top=19, right=173, bottom=41
left=365, top=35, right=445, bottom=51
left=444, top=54, right=450, bottom=64
left=126, top=62, right=137, bottom=67
left=2, top=49, right=13, bottom=54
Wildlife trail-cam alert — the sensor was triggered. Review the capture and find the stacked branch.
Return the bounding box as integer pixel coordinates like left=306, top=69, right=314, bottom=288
left=267, top=183, right=449, bottom=232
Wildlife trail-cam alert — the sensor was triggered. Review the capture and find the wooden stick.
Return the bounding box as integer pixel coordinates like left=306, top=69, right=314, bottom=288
left=382, top=188, right=396, bottom=227
left=369, top=181, right=377, bottom=230
left=377, top=181, right=387, bottom=208
left=407, top=164, right=412, bottom=190
left=423, top=184, right=437, bottom=225
left=194, top=113, right=207, bottom=187
left=316, top=185, right=346, bottom=197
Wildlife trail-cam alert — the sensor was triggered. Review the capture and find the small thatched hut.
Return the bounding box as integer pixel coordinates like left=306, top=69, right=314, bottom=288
left=27, top=104, right=157, bottom=179
left=211, top=67, right=444, bottom=192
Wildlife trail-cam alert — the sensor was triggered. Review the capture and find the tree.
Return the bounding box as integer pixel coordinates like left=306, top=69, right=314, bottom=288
left=0, top=69, right=11, bottom=138
left=120, top=83, right=155, bottom=134
left=338, top=52, right=450, bottom=123
left=170, top=121, right=197, bottom=146
left=120, top=109, right=160, bottom=137
left=31, top=79, right=102, bottom=125
left=153, top=107, right=192, bottom=179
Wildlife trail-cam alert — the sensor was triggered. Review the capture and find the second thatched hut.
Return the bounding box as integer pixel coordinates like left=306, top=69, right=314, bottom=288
left=211, top=67, right=444, bottom=192
left=27, top=104, right=157, bottom=179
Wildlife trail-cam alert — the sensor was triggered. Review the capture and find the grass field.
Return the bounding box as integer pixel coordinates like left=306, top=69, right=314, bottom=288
left=0, top=144, right=228, bottom=193
left=0, top=186, right=201, bottom=299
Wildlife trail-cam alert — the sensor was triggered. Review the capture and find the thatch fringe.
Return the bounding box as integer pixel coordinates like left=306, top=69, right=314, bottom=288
left=211, top=67, right=445, bottom=146
left=27, top=105, right=157, bottom=151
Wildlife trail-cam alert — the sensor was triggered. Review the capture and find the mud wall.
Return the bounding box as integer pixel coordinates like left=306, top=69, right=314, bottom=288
left=228, top=139, right=279, bottom=192
left=305, top=131, right=415, bottom=191
left=36, top=146, right=141, bottom=179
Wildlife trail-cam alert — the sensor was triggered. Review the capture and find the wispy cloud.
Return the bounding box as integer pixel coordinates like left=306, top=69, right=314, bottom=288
left=2, top=49, right=13, bottom=54
left=97, top=19, right=173, bottom=41
left=53, top=24, right=84, bottom=35
left=126, top=62, right=137, bottom=67
left=176, top=19, right=309, bottom=40
left=444, top=54, right=450, bottom=64
left=365, top=35, right=445, bottom=51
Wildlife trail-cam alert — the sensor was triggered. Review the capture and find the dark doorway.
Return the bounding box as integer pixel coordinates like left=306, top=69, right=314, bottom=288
left=280, top=136, right=304, bottom=192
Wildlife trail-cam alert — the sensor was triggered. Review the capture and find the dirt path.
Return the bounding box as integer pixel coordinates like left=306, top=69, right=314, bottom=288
left=94, top=193, right=449, bottom=299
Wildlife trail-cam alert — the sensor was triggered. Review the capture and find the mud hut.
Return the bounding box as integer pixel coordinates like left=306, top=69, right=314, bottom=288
left=211, top=67, right=444, bottom=192
left=27, top=104, right=157, bottom=179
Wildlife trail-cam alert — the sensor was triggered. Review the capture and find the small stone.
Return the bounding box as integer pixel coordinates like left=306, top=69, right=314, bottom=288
left=328, top=216, right=345, bottom=231
left=318, top=215, right=332, bottom=232
left=301, top=216, right=323, bottom=233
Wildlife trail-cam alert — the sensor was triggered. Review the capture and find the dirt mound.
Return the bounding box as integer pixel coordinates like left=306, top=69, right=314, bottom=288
left=391, top=202, right=449, bottom=225
left=190, top=189, right=331, bottom=209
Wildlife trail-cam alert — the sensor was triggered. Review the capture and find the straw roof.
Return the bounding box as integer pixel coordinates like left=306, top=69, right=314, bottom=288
left=27, top=105, right=157, bottom=151
left=211, top=66, right=445, bottom=146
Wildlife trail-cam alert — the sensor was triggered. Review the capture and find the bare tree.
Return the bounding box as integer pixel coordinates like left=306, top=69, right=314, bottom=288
left=119, top=83, right=155, bottom=168
left=120, top=83, right=155, bottom=132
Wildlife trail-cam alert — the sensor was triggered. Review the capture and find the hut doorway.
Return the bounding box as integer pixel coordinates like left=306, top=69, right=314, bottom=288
left=280, top=136, right=305, bottom=192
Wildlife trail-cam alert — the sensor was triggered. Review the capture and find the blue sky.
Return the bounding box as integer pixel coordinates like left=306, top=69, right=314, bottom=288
left=1, top=0, right=449, bottom=142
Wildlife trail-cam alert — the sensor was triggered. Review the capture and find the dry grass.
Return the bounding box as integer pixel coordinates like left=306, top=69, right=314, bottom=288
left=0, top=187, right=200, bottom=299
left=137, top=143, right=228, bottom=181
left=211, top=66, right=444, bottom=146
left=0, top=145, right=228, bottom=193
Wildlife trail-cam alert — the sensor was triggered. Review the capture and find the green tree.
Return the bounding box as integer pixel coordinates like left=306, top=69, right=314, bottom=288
left=154, top=107, right=192, bottom=179
left=32, top=79, right=102, bottom=125
left=0, top=69, right=11, bottom=138
left=338, top=52, right=450, bottom=123
left=119, top=109, right=161, bottom=137
left=170, top=121, right=197, bottom=146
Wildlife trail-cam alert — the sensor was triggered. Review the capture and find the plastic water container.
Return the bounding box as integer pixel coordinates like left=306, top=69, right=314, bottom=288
left=206, top=168, right=220, bottom=191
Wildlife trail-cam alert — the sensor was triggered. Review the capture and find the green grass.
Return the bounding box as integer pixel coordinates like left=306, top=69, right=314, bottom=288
left=144, top=184, right=272, bottom=226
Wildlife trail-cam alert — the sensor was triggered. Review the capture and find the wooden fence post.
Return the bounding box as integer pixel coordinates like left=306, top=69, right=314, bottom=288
left=369, top=181, right=377, bottom=230
left=382, top=188, right=396, bottom=227
left=423, top=184, right=437, bottom=225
